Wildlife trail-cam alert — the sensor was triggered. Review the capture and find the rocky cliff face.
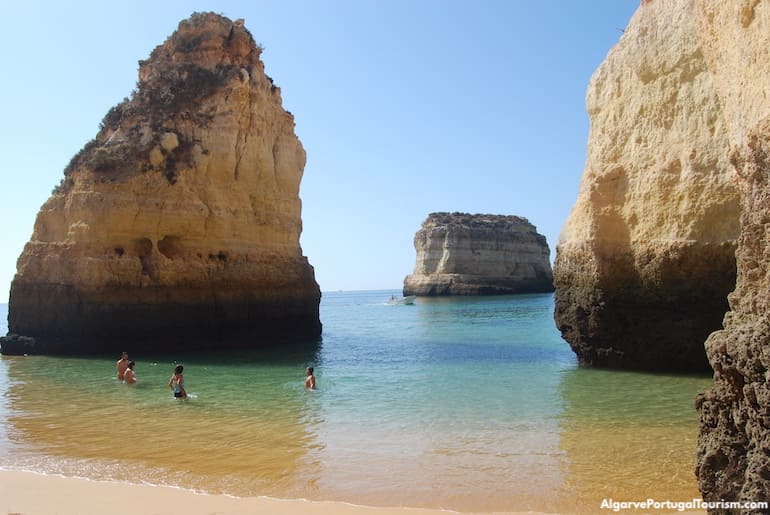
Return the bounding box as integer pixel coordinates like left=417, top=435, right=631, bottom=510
left=694, top=0, right=770, bottom=505
left=556, top=0, right=770, bottom=503
left=553, top=0, right=741, bottom=372
left=2, top=13, right=321, bottom=354
left=402, top=213, right=554, bottom=296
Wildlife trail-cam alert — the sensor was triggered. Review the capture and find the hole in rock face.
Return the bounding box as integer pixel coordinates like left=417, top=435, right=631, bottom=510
left=114, top=247, right=125, bottom=257
left=158, top=235, right=183, bottom=259
left=133, top=237, right=156, bottom=278
left=134, top=237, right=153, bottom=257
left=208, top=251, right=228, bottom=262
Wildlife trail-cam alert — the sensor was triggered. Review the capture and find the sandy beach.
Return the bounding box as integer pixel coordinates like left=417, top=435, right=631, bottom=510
left=0, top=470, right=528, bottom=515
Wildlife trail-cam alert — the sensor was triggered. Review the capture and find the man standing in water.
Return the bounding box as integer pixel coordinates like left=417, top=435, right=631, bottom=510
left=116, top=352, right=130, bottom=381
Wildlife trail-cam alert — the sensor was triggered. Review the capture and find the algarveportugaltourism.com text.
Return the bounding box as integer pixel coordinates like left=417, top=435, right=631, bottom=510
left=600, top=498, right=769, bottom=512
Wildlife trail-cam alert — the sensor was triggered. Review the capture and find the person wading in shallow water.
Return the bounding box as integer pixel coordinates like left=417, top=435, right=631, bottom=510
left=305, top=367, right=316, bottom=390
left=124, top=361, right=137, bottom=384
left=168, top=365, right=187, bottom=399
left=116, top=352, right=130, bottom=381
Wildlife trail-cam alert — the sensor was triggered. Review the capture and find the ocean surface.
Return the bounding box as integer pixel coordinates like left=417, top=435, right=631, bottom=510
left=0, top=292, right=712, bottom=513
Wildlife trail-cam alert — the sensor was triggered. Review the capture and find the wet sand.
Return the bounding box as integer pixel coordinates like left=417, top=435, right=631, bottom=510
left=0, top=470, right=527, bottom=515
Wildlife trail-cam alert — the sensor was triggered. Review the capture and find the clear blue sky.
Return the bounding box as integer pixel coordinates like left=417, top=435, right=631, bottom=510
left=0, top=1, right=638, bottom=299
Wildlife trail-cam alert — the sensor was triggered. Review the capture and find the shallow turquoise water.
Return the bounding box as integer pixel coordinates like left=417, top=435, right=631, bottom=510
left=0, top=293, right=712, bottom=512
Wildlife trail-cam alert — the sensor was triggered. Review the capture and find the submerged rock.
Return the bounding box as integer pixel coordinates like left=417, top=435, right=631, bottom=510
left=3, top=13, right=321, bottom=354
left=403, top=212, right=554, bottom=296
left=553, top=0, right=740, bottom=372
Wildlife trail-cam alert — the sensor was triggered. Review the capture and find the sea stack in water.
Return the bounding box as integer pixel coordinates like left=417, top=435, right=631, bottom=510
left=693, top=0, right=770, bottom=505
left=1, top=13, right=321, bottom=354
left=403, top=212, right=554, bottom=296
left=553, top=0, right=741, bottom=372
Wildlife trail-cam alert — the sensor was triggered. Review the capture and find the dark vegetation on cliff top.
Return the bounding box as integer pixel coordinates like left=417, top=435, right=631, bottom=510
left=58, top=12, right=254, bottom=192
left=60, top=64, right=236, bottom=189
left=426, top=212, right=536, bottom=230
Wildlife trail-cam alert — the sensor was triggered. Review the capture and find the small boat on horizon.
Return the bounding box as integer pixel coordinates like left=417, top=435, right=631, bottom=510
left=387, top=295, right=417, bottom=305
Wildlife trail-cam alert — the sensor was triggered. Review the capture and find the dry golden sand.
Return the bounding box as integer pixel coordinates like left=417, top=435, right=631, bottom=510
left=0, top=470, right=533, bottom=515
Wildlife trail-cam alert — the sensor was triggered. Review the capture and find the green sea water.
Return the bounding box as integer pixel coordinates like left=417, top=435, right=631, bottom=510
left=0, top=292, right=712, bottom=512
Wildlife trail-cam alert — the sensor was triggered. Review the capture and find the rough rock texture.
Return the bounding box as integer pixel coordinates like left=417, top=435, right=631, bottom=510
left=694, top=0, right=770, bottom=508
left=1, top=13, right=321, bottom=355
left=553, top=0, right=741, bottom=372
left=402, top=212, right=554, bottom=296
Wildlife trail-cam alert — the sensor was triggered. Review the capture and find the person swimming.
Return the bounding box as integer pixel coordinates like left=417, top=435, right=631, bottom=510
left=168, top=364, right=187, bottom=398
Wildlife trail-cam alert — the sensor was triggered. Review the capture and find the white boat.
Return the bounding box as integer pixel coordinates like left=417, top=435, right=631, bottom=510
left=387, top=295, right=416, bottom=305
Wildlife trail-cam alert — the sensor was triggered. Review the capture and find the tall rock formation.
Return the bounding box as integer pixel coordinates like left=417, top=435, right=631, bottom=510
left=553, top=0, right=741, bottom=372
left=693, top=0, right=770, bottom=506
left=558, top=0, right=770, bottom=504
left=403, top=212, right=554, bottom=296
left=1, top=13, right=321, bottom=354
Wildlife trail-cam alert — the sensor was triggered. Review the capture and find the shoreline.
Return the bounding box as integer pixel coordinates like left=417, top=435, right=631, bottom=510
left=0, top=469, right=535, bottom=515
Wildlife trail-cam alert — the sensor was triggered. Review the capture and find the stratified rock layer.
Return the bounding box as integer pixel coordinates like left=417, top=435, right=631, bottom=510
left=553, top=0, right=741, bottom=372
left=694, top=0, right=770, bottom=506
left=403, top=213, right=554, bottom=296
left=2, top=13, right=321, bottom=354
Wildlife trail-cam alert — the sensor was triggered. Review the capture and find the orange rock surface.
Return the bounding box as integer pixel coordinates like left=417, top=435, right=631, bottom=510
left=3, top=13, right=321, bottom=354
left=553, top=0, right=741, bottom=371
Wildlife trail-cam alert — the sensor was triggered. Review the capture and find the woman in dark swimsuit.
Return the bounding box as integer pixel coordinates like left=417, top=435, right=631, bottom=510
left=168, top=365, right=187, bottom=398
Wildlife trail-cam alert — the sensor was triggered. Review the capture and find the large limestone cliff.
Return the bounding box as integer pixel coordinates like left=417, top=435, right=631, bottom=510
left=2, top=13, right=321, bottom=354
left=694, top=0, right=770, bottom=506
left=403, top=213, right=554, bottom=296
left=553, top=0, right=741, bottom=372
